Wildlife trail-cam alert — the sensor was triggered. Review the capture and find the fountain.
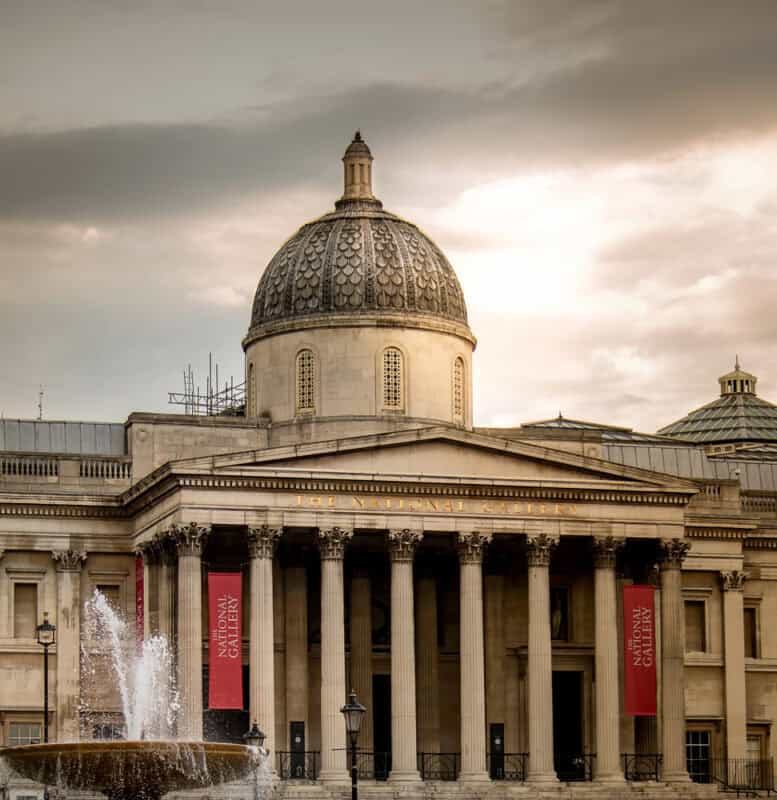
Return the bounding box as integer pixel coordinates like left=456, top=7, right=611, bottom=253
left=1, top=591, right=268, bottom=800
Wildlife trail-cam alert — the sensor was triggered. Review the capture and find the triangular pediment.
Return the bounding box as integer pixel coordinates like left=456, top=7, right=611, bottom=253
left=167, top=426, right=697, bottom=493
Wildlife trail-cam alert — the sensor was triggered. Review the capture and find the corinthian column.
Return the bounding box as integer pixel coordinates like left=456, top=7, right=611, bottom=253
left=526, top=533, right=558, bottom=783
left=593, top=536, right=625, bottom=782
left=659, top=538, right=690, bottom=782
left=721, top=570, right=748, bottom=760
left=457, top=531, right=491, bottom=782
left=155, top=532, right=177, bottom=646
left=350, top=566, right=373, bottom=755
left=416, top=564, right=440, bottom=753
left=248, top=525, right=281, bottom=757
left=318, top=527, right=353, bottom=783
left=52, top=548, right=87, bottom=741
left=172, top=522, right=210, bottom=740
left=388, top=529, right=423, bottom=782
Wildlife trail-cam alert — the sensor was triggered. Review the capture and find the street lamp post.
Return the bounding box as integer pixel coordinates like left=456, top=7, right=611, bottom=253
left=341, top=690, right=366, bottom=800
left=36, top=612, right=56, bottom=743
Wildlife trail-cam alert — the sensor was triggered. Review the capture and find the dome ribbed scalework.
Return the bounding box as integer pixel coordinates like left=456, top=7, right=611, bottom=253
left=245, top=132, right=472, bottom=346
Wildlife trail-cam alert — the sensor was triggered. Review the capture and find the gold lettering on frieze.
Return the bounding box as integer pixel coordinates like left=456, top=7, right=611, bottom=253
left=294, top=494, right=577, bottom=516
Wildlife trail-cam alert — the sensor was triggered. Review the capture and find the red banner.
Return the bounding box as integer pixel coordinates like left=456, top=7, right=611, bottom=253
left=135, top=555, right=144, bottom=646
left=208, top=573, right=243, bottom=710
left=623, top=585, right=657, bottom=715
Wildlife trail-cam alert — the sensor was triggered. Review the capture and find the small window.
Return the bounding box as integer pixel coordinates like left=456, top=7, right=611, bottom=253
left=686, top=730, right=712, bottom=783
left=13, top=584, right=37, bottom=639
left=96, top=584, right=120, bottom=612
left=9, top=722, right=42, bottom=746
left=453, top=357, right=465, bottom=423
left=295, top=349, right=316, bottom=414
left=685, top=600, right=706, bottom=652
left=744, top=607, right=758, bottom=659
left=382, top=347, right=403, bottom=410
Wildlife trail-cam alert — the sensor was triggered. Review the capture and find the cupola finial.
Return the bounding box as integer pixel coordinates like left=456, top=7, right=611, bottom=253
left=341, top=130, right=375, bottom=203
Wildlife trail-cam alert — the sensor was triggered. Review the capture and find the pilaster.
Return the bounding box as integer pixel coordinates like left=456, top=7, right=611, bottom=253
left=721, top=570, right=748, bottom=760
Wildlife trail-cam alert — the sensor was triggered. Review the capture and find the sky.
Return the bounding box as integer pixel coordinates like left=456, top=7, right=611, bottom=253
left=1, top=0, right=777, bottom=432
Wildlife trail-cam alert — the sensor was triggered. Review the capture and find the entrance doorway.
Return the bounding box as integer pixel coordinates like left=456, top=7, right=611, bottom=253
left=372, top=675, right=391, bottom=778
left=552, top=671, right=585, bottom=780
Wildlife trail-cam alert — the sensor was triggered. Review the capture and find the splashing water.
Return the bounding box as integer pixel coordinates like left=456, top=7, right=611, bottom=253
left=81, top=590, right=180, bottom=740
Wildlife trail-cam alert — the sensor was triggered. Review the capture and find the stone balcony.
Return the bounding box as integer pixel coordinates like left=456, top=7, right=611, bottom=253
left=0, top=452, right=132, bottom=493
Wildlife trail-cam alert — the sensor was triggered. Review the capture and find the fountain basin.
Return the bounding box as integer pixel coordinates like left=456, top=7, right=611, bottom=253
left=0, top=741, right=261, bottom=800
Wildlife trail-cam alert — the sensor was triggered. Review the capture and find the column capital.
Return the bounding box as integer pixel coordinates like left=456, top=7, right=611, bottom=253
left=134, top=539, right=162, bottom=565
left=247, top=525, right=282, bottom=559
left=153, top=532, right=178, bottom=567
left=457, top=531, right=491, bottom=564
left=659, top=538, right=690, bottom=570
left=52, top=548, right=87, bottom=572
left=171, top=522, right=211, bottom=557
left=720, top=570, right=747, bottom=592
left=592, top=536, right=625, bottom=569
left=318, top=526, right=353, bottom=560
left=388, top=529, right=423, bottom=562
left=526, top=533, right=558, bottom=567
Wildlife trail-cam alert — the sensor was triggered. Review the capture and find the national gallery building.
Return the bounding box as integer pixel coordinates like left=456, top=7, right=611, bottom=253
left=2, top=135, right=777, bottom=799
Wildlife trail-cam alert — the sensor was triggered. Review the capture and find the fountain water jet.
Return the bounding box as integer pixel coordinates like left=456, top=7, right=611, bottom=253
left=1, top=590, right=269, bottom=800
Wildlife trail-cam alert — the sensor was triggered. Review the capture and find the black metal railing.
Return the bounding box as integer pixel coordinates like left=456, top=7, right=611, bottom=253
left=355, top=751, right=391, bottom=780
left=554, top=752, right=595, bottom=782
left=277, top=751, right=320, bottom=780
left=488, top=752, right=528, bottom=781
left=622, top=753, right=662, bottom=782
left=418, top=752, right=460, bottom=781
left=706, top=758, right=775, bottom=793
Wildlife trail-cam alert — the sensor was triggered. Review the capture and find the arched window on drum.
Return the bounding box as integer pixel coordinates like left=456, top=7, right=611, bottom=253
left=382, top=347, right=404, bottom=411
left=453, top=357, right=465, bottom=424
left=295, top=349, right=316, bottom=415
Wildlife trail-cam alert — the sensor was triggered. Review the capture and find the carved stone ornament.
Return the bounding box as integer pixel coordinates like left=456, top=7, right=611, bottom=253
left=52, top=548, right=87, bottom=572
left=457, top=531, right=492, bottom=564
left=134, top=539, right=162, bottom=565
left=592, top=536, right=625, bottom=569
left=526, top=534, right=558, bottom=568
left=659, top=538, right=690, bottom=570
left=247, top=525, right=282, bottom=560
left=387, top=529, right=423, bottom=562
left=171, top=522, right=211, bottom=557
left=153, top=532, right=178, bottom=567
left=720, top=570, right=747, bottom=592
left=318, top=527, right=354, bottom=560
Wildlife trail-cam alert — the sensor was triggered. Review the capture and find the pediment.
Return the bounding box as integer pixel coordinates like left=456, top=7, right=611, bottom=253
left=169, top=427, right=697, bottom=493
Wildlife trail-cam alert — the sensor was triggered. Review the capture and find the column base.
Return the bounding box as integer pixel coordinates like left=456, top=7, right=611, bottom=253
left=527, top=770, right=559, bottom=784
left=457, top=770, right=490, bottom=782
left=662, top=769, right=692, bottom=783
left=389, top=769, right=422, bottom=783
left=317, top=769, right=350, bottom=784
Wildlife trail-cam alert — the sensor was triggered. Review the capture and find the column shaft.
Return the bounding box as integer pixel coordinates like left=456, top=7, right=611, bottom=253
left=660, top=539, right=690, bottom=781
left=249, top=526, right=281, bottom=756
left=416, top=572, right=440, bottom=753
left=350, top=568, right=373, bottom=752
left=285, top=565, right=309, bottom=746
left=319, top=527, right=352, bottom=783
left=457, top=532, right=490, bottom=782
left=389, top=530, right=422, bottom=781
left=157, top=538, right=177, bottom=645
left=52, top=549, right=86, bottom=741
left=527, top=534, right=558, bottom=783
left=594, top=537, right=625, bottom=781
left=721, top=571, right=747, bottom=760
left=173, top=523, right=209, bottom=740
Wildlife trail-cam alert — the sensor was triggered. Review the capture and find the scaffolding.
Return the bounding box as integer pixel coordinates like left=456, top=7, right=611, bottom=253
left=167, top=354, right=245, bottom=416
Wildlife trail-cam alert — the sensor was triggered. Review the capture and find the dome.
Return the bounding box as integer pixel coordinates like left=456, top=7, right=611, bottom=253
left=244, top=133, right=473, bottom=348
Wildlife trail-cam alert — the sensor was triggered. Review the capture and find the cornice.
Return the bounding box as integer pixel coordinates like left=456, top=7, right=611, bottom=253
left=0, top=500, right=125, bottom=519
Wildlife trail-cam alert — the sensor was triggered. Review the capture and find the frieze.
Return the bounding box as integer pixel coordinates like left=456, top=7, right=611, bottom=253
left=247, top=525, right=282, bottom=560
left=387, top=529, right=423, bottom=561
left=457, top=531, right=491, bottom=564
left=318, top=526, right=353, bottom=560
